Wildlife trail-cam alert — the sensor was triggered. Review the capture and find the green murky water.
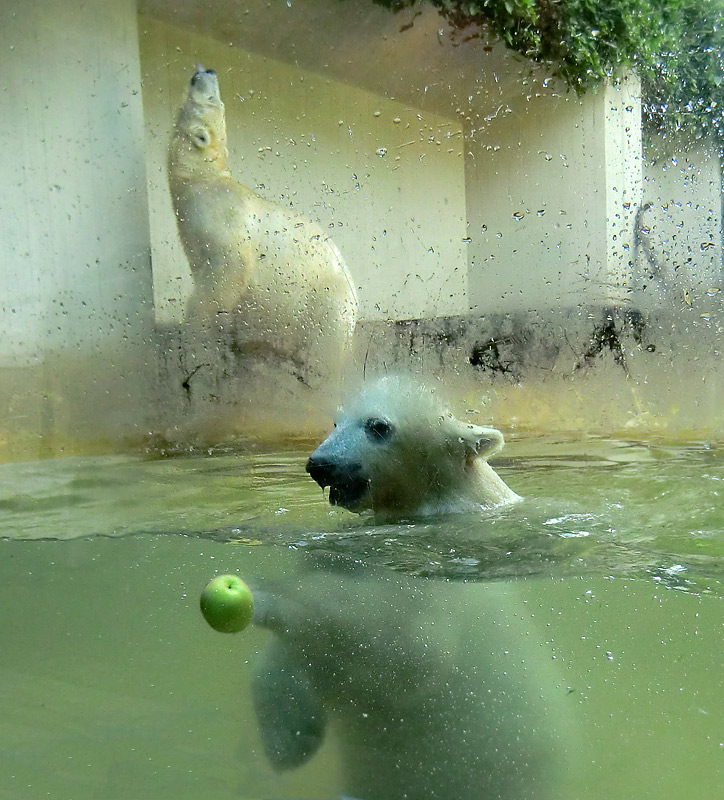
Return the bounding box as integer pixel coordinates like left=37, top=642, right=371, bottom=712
left=1, top=437, right=723, bottom=799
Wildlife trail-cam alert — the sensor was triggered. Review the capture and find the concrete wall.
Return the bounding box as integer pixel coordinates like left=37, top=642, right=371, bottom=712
left=0, top=0, right=154, bottom=460
left=1, top=0, right=722, bottom=456
left=636, top=134, right=723, bottom=312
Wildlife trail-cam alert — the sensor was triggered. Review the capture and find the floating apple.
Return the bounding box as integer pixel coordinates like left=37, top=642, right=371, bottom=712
left=200, top=574, right=254, bottom=633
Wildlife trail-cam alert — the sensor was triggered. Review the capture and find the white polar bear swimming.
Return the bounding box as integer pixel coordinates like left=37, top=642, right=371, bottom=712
left=168, top=65, right=358, bottom=387
left=306, top=376, right=520, bottom=516
left=241, top=381, right=575, bottom=800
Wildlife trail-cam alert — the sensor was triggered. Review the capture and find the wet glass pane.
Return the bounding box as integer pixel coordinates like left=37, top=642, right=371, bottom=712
left=2, top=2, right=723, bottom=799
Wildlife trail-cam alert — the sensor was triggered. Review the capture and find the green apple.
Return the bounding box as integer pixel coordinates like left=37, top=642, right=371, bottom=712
left=200, top=574, right=254, bottom=633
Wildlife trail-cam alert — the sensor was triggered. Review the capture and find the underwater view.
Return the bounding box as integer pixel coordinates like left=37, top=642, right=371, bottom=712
left=1, top=435, right=722, bottom=799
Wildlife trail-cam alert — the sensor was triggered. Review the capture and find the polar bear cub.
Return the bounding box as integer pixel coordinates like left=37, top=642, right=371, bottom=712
left=168, top=66, right=358, bottom=386
left=306, top=376, right=520, bottom=516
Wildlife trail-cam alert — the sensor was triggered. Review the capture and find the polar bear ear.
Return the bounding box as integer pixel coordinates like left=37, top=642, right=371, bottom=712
left=188, top=123, right=211, bottom=149
left=450, top=419, right=505, bottom=463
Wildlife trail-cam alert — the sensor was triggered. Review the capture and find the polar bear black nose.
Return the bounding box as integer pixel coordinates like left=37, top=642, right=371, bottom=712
left=190, top=66, right=217, bottom=87
left=306, top=456, right=369, bottom=510
left=305, top=456, right=336, bottom=488
left=306, top=456, right=364, bottom=488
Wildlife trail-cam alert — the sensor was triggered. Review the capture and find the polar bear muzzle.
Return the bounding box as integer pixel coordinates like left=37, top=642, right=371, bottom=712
left=305, top=453, right=370, bottom=511
left=188, top=65, right=222, bottom=105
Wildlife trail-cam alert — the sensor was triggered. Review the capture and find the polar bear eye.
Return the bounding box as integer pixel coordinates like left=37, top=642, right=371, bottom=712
left=364, top=417, right=393, bottom=443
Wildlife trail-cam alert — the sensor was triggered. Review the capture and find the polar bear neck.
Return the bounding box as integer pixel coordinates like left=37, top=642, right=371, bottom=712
left=414, top=459, right=520, bottom=515
left=369, top=452, right=520, bottom=517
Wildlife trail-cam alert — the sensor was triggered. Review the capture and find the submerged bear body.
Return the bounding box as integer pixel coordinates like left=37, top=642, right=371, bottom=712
left=250, top=554, right=575, bottom=800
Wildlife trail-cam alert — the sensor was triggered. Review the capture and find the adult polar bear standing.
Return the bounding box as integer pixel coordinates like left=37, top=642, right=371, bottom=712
left=168, top=66, right=358, bottom=388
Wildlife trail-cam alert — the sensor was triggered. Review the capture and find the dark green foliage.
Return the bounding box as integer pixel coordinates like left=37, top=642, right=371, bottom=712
left=369, top=0, right=724, bottom=138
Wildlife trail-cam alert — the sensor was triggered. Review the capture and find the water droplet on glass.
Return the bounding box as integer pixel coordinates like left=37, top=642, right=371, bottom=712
left=512, top=211, right=524, bottom=221
left=376, top=147, right=387, bottom=157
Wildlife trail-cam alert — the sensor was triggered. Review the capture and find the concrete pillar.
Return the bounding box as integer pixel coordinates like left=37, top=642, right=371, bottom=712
left=464, top=73, right=643, bottom=315
left=0, top=0, right=154, bottom=459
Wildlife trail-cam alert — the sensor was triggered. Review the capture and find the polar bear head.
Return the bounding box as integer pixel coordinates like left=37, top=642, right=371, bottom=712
left=169, top=65, right=228, bottom=178
left=306, top=376, right=518, bottom=517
